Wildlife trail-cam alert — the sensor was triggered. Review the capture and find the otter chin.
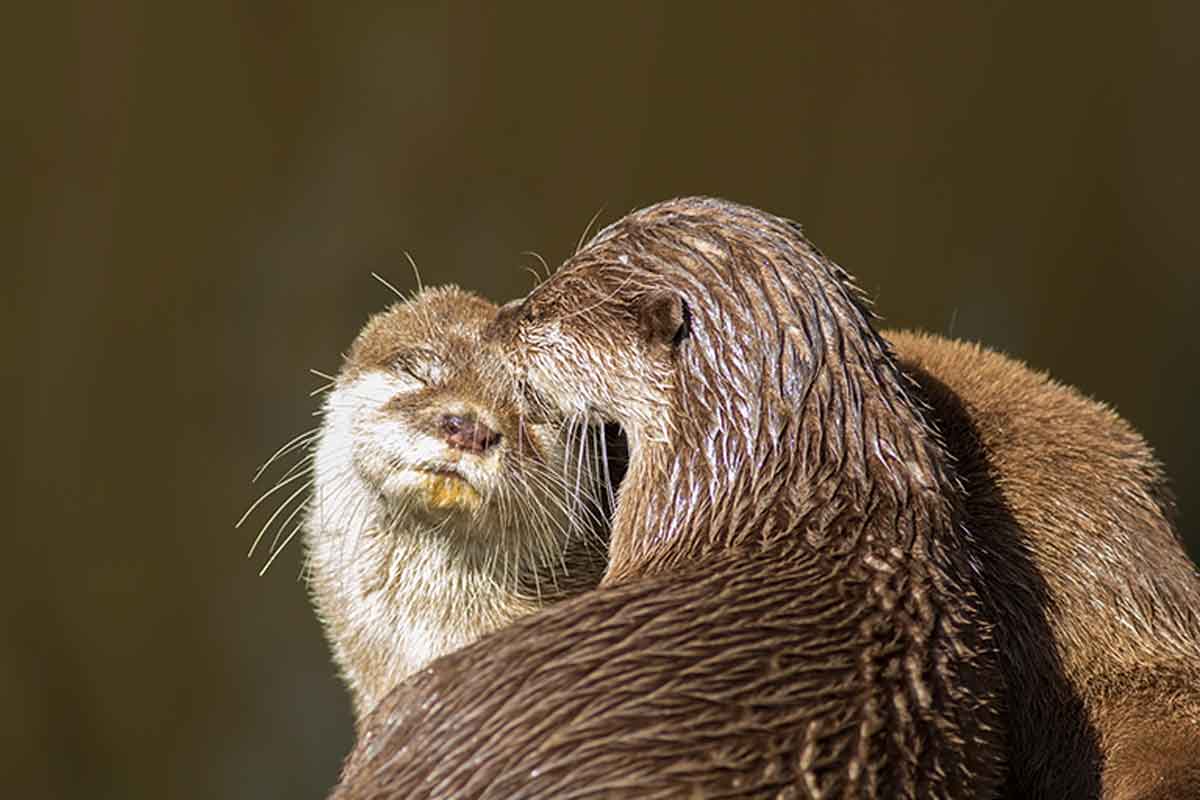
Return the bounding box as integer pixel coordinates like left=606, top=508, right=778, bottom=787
left=417, top=471, right=482, bottom=512
left=291, top=286, right=614, bottom=725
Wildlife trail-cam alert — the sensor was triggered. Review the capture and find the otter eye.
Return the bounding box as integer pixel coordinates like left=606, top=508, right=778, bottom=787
left=390, top=349, right=441, bottom=385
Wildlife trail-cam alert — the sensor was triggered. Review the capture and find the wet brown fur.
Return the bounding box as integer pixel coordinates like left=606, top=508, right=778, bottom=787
left=330, top=325, right=1200, bottom=798
left=332, top=198, right=1007, bottom=798
left=331, top=201, right=1199, bottom=798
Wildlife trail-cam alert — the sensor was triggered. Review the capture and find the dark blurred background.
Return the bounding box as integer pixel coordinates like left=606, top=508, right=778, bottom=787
left=7, top=3, right=1198, bottom=798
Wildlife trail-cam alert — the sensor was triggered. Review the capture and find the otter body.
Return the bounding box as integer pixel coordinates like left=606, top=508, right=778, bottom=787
left=334, top=199, right=1007, bottom=797
left=890, top=331, right=1200, bottom=799
left=304, top=286, right=609, bottom=723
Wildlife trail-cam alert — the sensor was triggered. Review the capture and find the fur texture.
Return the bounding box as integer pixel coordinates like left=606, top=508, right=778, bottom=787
left=305, top=286, right=609, bottom=724
left=330, top=202, right=1200, bottom=798
left=333, top=198, right=1007, bottom=797
left=890, top=330, right=1200, bottom=799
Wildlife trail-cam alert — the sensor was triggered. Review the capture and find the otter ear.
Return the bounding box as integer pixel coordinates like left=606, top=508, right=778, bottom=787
left=638, top=291, right=690, bottom=348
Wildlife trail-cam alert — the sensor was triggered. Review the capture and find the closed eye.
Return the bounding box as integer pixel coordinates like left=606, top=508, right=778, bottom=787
left=391, top=348, right=442, bottom=385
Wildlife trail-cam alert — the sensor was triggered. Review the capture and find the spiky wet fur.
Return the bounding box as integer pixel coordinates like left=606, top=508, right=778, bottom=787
left=334, top=198, right=1008, bottom=798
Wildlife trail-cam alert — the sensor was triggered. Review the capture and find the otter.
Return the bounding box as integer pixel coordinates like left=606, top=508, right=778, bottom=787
left=331, top=197, right=1008, bottom=798
left=322, top=317, right=1200, bottom=797
left=888, top=331, right=1200, bottom=799
left=327, top=204, right=1198, bottom=798
left=253, top=286, right=615, bottom=724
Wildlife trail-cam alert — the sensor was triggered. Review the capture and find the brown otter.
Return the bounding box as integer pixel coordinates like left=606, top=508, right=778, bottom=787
left=250, top=286, right=614, bottom=724
left=331, top=197, right=1008, bottom=797
left=328, top=205, right=1198, bottom=798
left=888, top=331, right=1200, bottom=799
left=324, top=319, right=1200, bottom=798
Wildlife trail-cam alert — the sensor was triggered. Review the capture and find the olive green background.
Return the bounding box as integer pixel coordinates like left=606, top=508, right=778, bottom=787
left=8, top=3, right=1198, bottom=798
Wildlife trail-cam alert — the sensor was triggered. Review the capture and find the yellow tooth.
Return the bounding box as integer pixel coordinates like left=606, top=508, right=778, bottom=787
left=421, top=474, right=481, bottom=511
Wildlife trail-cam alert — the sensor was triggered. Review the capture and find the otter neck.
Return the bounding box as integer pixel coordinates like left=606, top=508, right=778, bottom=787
left=307, top=483, right=547, bottom=718
left=607, top=338, right=962, bottom=581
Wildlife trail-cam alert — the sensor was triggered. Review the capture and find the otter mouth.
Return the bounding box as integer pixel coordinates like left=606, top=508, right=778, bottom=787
left=371, top=462, right=483, bottom=512
left=419, top=465, right=469, bottom=483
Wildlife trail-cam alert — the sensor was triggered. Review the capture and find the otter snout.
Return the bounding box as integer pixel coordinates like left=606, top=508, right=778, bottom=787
left=486, top=299, right=525, bottom=344
left=439, top=413, right=502, bottom=454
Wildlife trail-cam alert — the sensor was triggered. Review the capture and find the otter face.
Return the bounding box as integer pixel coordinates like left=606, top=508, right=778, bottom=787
left=314, top=286, right=577, bottom=530
left=491, top=263, right=689, bottom=448
left=284, top=285, right=620, bottom=714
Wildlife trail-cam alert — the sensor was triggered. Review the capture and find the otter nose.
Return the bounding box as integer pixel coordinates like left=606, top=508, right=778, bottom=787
left=439, top=414, right=502, bottom=454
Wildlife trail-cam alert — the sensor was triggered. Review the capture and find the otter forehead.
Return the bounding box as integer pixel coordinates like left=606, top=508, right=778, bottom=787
left=345, top=286, right=498, bottom=376
left=512, top=198, right=834, bottom=321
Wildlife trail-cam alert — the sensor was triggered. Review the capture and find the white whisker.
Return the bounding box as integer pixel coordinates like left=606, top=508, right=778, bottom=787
left=372, top=271, right=406, bottom=299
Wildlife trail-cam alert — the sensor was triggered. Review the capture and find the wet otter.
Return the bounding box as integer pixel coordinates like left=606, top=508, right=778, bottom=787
left=324, top=317, right=1200, bottom=798
left=332, top=198, right=1008, bottom=797
left=260, top=286, right=614, bottom=724
left=889, top=331, right=1200, bottom=799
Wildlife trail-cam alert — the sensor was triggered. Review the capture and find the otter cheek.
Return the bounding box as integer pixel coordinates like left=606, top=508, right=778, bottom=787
left=525, top=360, right=586, bottom=418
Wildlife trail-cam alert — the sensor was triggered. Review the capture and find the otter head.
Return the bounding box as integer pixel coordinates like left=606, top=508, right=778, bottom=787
left=300, top=285, right=612, bottom=721
left=492, top=263, right=686, bottom=450
left=489, top=197, right=955, bottom=578
left=330, top=286, right=521, bottom=520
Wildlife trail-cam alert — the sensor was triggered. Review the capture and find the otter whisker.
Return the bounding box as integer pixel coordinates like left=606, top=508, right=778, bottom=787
left=521, top=265, right=543, bottom=287
left=260, top=506, right=308, bottom=576
left=309, top=368, right=337, bottom=382
left=511, top=469, right=576, bottom=585
left=251, top=427, right=319, bottom=483
left=520, top=460, right=597, bottom=533
left=238, top=467, right=314, bottom=531
left=371, top=271, right=407, bottom=300
left=402, top=251, right=423, bottom=293
left=598, top=424, right=618, bottom=513
left=521, top=250, right=552, bottom=282
left=575, top=205, right=607, bottom=256
left=268, top=487, right=313, bottom=556
left=272, top=452, right=316, bottom=489
left=248, top=479, right=312, bottom=560
left=572, top=416, right=589, bottom=520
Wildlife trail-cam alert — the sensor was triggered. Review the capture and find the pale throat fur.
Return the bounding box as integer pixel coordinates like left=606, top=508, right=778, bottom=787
left=304, top=285, right=609, bottom=723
